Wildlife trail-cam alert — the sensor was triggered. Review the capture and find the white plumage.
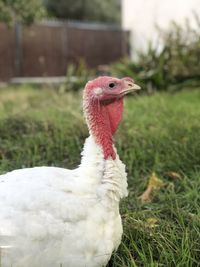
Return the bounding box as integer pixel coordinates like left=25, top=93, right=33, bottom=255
left=0, top=76, right=140, bottom=267
left=0, top=137, right=127, bottom=267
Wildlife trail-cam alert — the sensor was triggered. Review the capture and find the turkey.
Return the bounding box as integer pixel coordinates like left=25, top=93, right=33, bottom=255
left=0, top=76, right=140, bottom=267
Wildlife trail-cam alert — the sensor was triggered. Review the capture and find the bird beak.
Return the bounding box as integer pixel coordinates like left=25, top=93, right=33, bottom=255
left=121, top=80, right=141, bottom=95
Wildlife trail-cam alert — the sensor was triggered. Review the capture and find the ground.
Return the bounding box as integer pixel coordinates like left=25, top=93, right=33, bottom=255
left=0, top=85, right=199, bottom=266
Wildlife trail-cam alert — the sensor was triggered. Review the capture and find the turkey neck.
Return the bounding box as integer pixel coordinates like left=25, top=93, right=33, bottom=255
left=84, top=98, right=124, bottom=160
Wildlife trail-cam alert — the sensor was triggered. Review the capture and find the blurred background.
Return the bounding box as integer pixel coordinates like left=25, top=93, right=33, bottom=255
left=0, top=1, right=200, bottom=266
left=0, top=0, right=200, bottom=91
left=0, top=0, right=125, bottom=83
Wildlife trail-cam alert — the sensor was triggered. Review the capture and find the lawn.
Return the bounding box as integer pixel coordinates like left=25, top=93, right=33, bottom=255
left=0, top=85, right=200, bottom=266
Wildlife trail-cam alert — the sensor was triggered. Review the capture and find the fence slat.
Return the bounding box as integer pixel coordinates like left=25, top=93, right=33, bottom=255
left=0, top=21, right=130, bottom=81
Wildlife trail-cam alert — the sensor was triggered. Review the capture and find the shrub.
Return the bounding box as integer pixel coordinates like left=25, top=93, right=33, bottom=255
left=109, top=13, right=200, bottom=92
left=60, top=60, right=95, bottom=92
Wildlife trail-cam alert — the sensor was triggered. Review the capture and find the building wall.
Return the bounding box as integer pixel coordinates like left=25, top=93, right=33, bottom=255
left=122, top=0, right=200, bottom=56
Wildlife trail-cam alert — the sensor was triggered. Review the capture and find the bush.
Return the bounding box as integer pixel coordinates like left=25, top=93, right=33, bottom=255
left=109, top=13, right=200, bottom=92
left=59, top=14, right=200, bottom=93
left=60, top=60, right=95, bottom=92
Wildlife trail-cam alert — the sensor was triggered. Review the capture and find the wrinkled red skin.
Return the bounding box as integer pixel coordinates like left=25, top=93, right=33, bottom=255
left=86, top=98, right=123, bottom=160
left=83, top=76, right=127, bottom=160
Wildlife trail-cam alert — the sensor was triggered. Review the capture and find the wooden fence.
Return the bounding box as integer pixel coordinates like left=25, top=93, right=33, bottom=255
left=0, top=21, right=130, bottom=81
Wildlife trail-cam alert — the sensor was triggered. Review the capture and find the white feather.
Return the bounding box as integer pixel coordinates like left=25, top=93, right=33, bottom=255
left=0, top=136, right=128, bottom=267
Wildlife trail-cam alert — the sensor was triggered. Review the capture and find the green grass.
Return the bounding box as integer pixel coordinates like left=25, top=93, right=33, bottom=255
left=0, top=85, right=200, bottom=266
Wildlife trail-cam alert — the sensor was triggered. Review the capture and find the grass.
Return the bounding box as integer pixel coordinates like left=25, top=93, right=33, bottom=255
left=0, top=85, right=200, bottom=266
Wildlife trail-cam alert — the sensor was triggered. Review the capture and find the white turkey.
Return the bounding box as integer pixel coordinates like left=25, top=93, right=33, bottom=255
left=0, top=76, right=140, bottom=267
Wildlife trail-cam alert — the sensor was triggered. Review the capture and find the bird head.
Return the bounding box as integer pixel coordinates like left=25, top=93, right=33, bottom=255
left=83, top=76, right=141, bottom=159
left=84, top=76, right=140, bottom=103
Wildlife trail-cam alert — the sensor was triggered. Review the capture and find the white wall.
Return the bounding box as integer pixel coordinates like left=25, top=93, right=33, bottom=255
left=122, top=0, right=200, bottom=56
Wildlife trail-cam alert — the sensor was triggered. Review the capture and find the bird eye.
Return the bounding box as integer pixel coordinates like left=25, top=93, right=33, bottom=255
left=109, top=82, right=115, bottom=89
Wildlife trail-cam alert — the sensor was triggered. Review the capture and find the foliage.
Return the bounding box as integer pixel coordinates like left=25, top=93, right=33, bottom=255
left=44, top=0, right=121, bottom=24
left=60, top=60, right=95, bottom=92
left=0, top=0, right=46, bottom=25
left=109, top=14, right=200, bottom=92
left=0, top=85, right=200, bottom=266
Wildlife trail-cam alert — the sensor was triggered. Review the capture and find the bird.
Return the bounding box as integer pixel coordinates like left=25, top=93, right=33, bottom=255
left=0, top=76, right=140, bottom=267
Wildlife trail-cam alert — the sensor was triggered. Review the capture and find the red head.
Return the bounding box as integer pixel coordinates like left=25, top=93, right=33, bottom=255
left=83, top=76, right=140, bottom=160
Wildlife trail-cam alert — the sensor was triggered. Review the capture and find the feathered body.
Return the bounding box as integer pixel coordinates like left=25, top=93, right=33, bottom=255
left=0, top=137, right=127, bottom=267
left=0, top=76, right=140, bottom=267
